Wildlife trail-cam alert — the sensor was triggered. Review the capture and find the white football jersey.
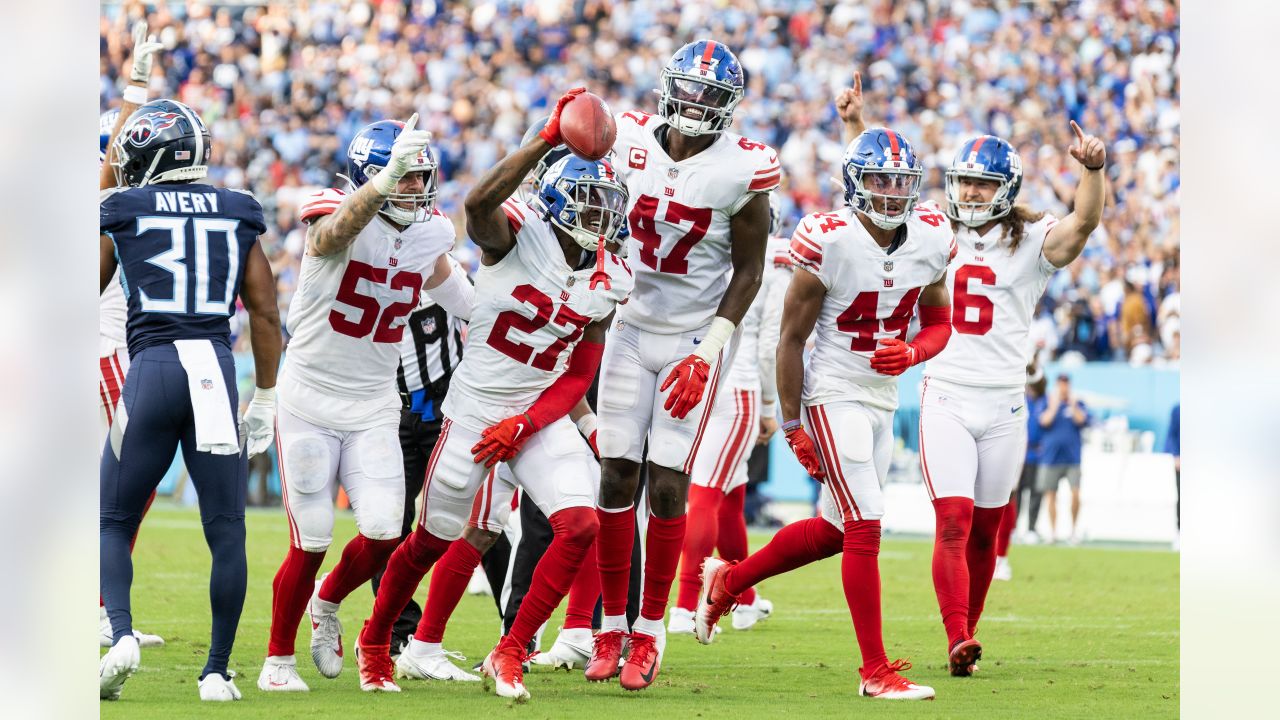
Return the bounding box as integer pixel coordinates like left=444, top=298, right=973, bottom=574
left=443, top=199, right=634, bottom=433
left=722, top=237, right=790, bottom=394
left=611, top=111, right=780, bottom=334
left=925, top=214, right=1060, bottom=388
left=793, top=202, right=956, bottom=411
left=100, top=269, right=128, bottom=355
left=280, top=188, right=456, bottom=430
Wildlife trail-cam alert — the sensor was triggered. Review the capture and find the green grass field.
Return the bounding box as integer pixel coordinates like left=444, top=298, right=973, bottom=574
left=101, top=506, right=1178, bottom=719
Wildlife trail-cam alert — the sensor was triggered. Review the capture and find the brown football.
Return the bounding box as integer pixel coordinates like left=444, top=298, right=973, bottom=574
left=559, top=91, right=616, bottom=162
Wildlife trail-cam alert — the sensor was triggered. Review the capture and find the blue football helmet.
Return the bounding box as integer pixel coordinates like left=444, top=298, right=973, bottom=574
left=841, top=128, right=923, bottom=230
left=657, top=39, right=745, bottom=137
left=517, top=115, right=574, bottom=204
left=111, top=99, right=211, bottom=187
left=535, top=155, right=629, bottom=252
left=945, top=135, right=1023, bottom=227
left=344, top=119, right=439, bottom=224
left=99, top=109, right=120, bottom=164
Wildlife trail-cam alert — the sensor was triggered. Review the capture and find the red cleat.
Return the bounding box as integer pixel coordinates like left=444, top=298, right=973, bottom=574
left=619, top=632, right=661, bottom=691
left=858, top=659, right=935, bottom=700
left=481, top=639, right=530, bottom=701
left=583, top=629, right=626, bottom=682
left=695, top=557, right=738, bottom=644
left=948, top=638, right=983, bottom=677
left=355, top=623, right=400, bottom=693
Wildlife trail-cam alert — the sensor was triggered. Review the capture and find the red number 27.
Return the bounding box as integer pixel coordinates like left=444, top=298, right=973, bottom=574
left=487, top=284, right=591, bottom=371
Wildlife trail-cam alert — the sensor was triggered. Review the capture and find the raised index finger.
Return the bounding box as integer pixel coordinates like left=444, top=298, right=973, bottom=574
left=1070, top=119, right=1085, bottom=143
left=403, top=113, right=419, bottom=132
left=853, top=70, right=862, bottom=96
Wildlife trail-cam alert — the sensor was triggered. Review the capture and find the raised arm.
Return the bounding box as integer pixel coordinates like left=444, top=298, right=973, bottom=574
left=308, top=114, right=434, bottom=257
left=238, top=242, right=283, bottom=457
left=1043, top=120, right=1107, bottom=268
left=776, top=268, right=827, bottom=479
left=101, top=21, right=163, bottom=190
left=464, top=88, right=583, bottom=262
left=836, top=71, right=867, bottom=144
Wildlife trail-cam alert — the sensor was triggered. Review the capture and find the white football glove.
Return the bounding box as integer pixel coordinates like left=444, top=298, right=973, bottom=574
left=240, top=387, right=277, bottom=458
left=371, top=113, right=434, bottom=195
left=129, top=21, right=165, bottom=85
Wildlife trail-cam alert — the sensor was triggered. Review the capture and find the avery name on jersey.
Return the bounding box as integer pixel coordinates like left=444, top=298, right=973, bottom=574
left=151, top=190, right=223, bottom=214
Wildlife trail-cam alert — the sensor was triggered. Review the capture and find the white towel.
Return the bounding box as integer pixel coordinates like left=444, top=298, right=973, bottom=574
left=173, top=339, right=239, bottom=455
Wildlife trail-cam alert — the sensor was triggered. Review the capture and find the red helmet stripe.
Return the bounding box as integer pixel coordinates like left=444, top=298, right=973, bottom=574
left=700, top=41, right=717, bottom=68
left=969, top=135, right=987, bottom=161
left=884, top=129, right=901, bottom=162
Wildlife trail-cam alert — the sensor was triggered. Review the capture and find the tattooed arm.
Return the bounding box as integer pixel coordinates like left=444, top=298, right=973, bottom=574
left=306, top=182, right=394, bottom=257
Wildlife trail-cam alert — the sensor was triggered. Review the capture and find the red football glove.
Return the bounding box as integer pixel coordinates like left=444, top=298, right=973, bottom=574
left=660, top=355, right=711, bottom=419
left=783, top=423, right=825, bottom=481
left=869, top=337, right=920, bottom=376
left=471, top=413, right=537, bottom=468
left=539, top=87, right=586, bottom=147
left=587, top=431, right=599, bottom=459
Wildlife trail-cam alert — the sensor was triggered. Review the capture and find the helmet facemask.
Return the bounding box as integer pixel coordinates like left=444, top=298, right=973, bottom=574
left=850, top=166, right=922, bottom=230
left=945, top=169, right=1013, bottom=227
left=111, top=135, right=209, bottom=187
left=658, top=70, right=743, bottom=137
left=547, top=176, right=628, bottom=252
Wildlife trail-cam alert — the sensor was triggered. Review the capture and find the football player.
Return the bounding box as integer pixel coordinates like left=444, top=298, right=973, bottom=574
left=697, top=128, right=955, bottom=701
left=99, top=99, right=282, bottom=701
left=589, top=38, right=780, bottom=691
left=355, top=89, right=633, bottom=700
left=921, top=124, right=1105, bottom=676
left=671, top=195, right=790, bottom=635
left=257, top=114, right=474, bottom=692
left=96, top=19, right=168, bottom=650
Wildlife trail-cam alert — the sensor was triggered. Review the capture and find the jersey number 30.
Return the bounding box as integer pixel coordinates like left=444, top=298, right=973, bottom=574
left=487, top=284, right=591, bottom=371
left=136, top=217, right=242, bottom=315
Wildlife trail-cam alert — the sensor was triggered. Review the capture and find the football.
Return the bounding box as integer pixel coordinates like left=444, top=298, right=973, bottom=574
left=559, top=91, right=616, bottom=162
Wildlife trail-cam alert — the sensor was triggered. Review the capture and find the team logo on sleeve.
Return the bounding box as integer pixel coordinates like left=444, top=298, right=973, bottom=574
left=127, top=112, right=183, bottom=146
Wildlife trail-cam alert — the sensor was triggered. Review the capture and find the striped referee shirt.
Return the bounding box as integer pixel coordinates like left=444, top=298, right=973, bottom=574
left=396, top=296, right=466, bottom=418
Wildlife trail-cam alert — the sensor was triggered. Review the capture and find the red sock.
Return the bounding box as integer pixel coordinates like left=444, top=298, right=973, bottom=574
left=318, top=534, right=400, bottom=605
left=640, top=513, right=686, bottom=621
left=967, top=506, right=1006, bottom=636
left=267, top=546, right=326, bottom=657
left=506, top=508, right=598, bottom=649
left=414, top=539, right=483, bottom=644
left=676, top=485, right=722, bottom=611
left=842, top=519, right=887, bottom=674
left=996, top=497, right=1017, bottom=558
left=595, top=506, right=634, bottom=617
left=716, top=485, right=755, bottom=605
left=931, top=497, right=974, bottom=648
left=564, top=534, right=600, bottom=630
left=363, top=528, right=450, bottom=647
left=725, top=517, right=841, bottom=595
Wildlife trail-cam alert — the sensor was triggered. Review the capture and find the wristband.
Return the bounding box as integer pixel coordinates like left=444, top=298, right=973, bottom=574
left=370, top=166, right=400, bottom=196
left=760, top=401, right=777, bottom=420
left=692, top=316, right=736, bottom=363
left=425, top=261, right=475, bottom=321
left=781, top=419, right=803, bottom=433
left=250, top=386, right=277, bottom=406
left=574, top=412, right=598, bottom=439
left=122, top=84, right=148, bottom=105
left=1083, top=163, right=1104, bottom=172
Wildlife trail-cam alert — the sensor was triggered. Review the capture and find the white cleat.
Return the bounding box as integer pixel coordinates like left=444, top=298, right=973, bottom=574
left=257, top=655, right=310, bottom=692
left=993, top=556, right=1013, bottom=581
left=99, top=606, right=165, bottom=648
left=530, top=627, right=594, bottom=670
left=308, top=576, right=345, bottom=678
left=668, top=608, right=695, bottom=635
left=858, top=660, right=935, bottom=701
left=732, top=596, right=774, bottom=631
left=481, top=645, right=530, bottom=701
left=467, top=566, right=493, bottom=596
left=199, top=671, right=243, bottom=701
left=99, top=634, right=140, bottom=701
left=396, top=639, right=481, bottom=681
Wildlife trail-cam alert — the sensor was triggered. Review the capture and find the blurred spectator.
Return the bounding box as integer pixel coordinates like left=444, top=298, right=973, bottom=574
left=99, top=0, right=1180, bottom=362
left=1037, top=374, right=1090, bottom=544
left=1017, top=365, right=1050, bottom=543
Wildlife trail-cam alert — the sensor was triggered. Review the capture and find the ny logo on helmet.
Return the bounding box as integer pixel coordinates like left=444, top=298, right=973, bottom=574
left=127, top=112, right=182, bottom=146
left=349, top=136, right=376, bottom=162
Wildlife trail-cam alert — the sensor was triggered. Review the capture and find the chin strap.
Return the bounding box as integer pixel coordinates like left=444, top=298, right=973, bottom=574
left=590, top=235, right=611, bottom=290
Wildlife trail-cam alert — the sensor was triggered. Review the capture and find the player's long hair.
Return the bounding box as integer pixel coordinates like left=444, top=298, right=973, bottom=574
left=999, top=205, right=1047, bottom=252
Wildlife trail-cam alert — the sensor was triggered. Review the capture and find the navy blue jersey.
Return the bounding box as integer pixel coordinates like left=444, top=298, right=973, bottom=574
left=101, top=183, right=266, bottom=356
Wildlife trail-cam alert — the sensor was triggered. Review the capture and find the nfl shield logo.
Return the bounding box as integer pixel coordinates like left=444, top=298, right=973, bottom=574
left=394, top=238, right=403, bottom=250
left=567, top=277, right=576, bottom=287
left=975, top=242, right=984, bottom=251
left=883, top=261, right=893, bottom=272
left=667, top=167, right=679, bottom=180
left=421, top=317, right=437, bottom=334
left=200, top=379, right=213, bottom=390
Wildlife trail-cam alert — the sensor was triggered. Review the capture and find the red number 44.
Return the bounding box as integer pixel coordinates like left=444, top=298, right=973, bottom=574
left=835, top=288, right=922, bottom=352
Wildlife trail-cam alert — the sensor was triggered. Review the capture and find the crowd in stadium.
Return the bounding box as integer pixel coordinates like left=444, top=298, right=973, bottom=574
left=99, top=0, right=1180, bottom=365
